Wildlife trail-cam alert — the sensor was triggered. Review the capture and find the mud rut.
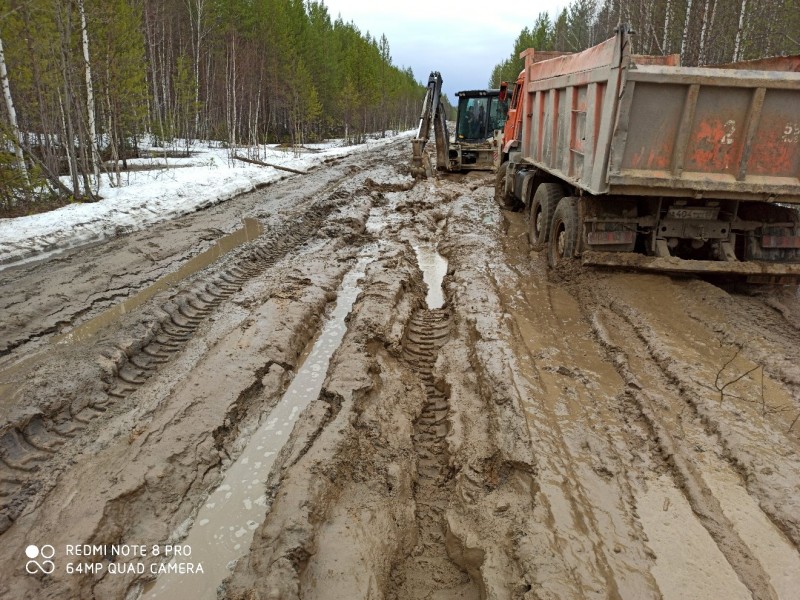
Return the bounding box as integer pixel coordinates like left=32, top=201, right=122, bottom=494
left=1, top=137, right=799, bottom=600
left=392, top=308, right=479, bottom=598
left=0, top=192, right=346, bottom=528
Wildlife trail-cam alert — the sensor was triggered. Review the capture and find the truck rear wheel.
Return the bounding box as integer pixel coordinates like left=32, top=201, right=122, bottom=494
left=548, top=197, right=580, bottom=268
left=529, top=183, right=563, bottom=250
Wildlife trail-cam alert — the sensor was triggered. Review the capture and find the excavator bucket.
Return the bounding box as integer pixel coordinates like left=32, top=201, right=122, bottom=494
left=411, top=139, right=433, bottom=179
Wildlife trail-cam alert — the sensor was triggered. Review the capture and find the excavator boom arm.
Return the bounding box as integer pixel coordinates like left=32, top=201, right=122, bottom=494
left=411, top=72, right=449, bottom=178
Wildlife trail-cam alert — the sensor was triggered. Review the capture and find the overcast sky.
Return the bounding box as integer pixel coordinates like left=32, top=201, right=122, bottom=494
left=322, top=1, right=566, bottom=101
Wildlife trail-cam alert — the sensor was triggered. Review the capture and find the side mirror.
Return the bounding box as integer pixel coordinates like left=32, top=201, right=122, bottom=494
left=499, top=82, right=508, bottom=102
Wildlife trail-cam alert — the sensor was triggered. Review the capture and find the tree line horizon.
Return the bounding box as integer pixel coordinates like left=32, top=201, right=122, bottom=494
left=1, top=0, right=797, bottom=212
left=490, top=0, right=799, bottom=87
left=0, top=0, right=428, bottom=210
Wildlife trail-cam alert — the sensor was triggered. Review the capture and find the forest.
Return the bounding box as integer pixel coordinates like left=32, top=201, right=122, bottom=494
left=490, top=0, right=800, bottom=87
left=0, top=0, right=425, bottom=209
left=2, top=0, right=798, bottom=213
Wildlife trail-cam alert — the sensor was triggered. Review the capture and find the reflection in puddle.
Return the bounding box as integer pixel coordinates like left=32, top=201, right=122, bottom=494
left=143, top=254, right=371, bottom=600
left=55, top=218, right=263, bottom=345
left=414, top=244, right=448, bottom=309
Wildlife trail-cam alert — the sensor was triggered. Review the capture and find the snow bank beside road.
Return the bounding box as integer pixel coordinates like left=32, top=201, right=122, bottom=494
left=0, top=132, right=413, bottom=271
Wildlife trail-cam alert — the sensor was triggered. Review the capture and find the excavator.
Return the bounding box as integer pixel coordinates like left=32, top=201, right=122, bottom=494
left=411, top=72, right=508, bottom=178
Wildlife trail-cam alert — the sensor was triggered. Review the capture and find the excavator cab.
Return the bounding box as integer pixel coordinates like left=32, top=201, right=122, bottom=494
left=449, top=89, right=505, bottom=171
left=455, top=90, right=506, bottom=142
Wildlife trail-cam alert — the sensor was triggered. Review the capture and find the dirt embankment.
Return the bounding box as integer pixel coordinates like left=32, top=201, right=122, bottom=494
left=1, top=137, right=799, bottom=600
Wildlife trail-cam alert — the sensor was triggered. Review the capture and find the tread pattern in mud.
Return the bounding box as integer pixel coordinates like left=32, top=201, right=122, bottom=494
left=392, top=308, right=477, bottom=598
left=583, top=286, right=784, bottom=600
left=103, top=199, right=351, bottom=401
left=0, top=190, right=353, bottom=535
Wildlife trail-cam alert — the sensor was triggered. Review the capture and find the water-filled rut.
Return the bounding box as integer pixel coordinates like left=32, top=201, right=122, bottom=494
left=145, top=256, right=372, bottom=599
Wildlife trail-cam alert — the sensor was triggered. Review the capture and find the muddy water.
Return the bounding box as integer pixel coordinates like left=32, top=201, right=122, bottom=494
left=701, top=457, right=800, bottom=598
left=413, top=244, right=447, bottom=309
left=638, top=359, right=800, bottom=598
left=0, top=219, right=263, bottom=402
left=55, top=218, right=263, bottom=346
left=591, top=274, right=800, bottom=598
left=142, top=254, right=371, bottom=600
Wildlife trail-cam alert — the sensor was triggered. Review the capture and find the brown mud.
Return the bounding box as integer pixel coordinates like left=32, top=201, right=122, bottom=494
left=1, top=138, right=799, bottom=599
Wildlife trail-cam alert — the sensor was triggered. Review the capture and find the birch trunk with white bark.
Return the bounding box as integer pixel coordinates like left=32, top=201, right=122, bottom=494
left=0, top=35, right=29, bottom=188
left=698, top=0, right=712, bottom=64
left=187, top=0, right=207, bottom=138
left=77, top=0, right=100, bottom=190
left=680, top=0, right=694, bottom=62
left=662, top=0, right=672, bottom=53
left=733, top=0, right=748, bottom=62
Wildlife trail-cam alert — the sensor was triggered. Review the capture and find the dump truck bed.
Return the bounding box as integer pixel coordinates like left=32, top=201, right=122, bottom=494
left=519, top=37, right=800, bottom=203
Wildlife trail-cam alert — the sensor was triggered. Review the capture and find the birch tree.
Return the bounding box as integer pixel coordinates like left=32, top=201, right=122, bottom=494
left=185, top=0, right=209, bottom=137
left=680, top=0, right=694, bottom=61
left=733, top=0, right=748, bottom=62
left=77, top=0, right=100, bottom=189
left=698, top=0, right=713, bottom=64
left=662, top=0, right=672, bottom=53
left=54, top=1, right=83, bottom=199
left=0, top=34, right=28, bottom=189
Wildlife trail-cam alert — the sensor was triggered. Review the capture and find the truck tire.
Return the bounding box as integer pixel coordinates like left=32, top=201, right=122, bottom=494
left=529, top=183, right=563, bottom=250
left=548, top=197, right=580, bottom=268
left=495, top=162, right=515, bottom=209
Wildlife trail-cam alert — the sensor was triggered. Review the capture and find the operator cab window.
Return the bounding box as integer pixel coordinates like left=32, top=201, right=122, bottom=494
left=457, top=97, right=490, bottom=141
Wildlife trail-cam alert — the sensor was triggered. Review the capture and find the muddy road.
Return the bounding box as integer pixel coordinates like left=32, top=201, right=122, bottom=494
left=1, top=136, right=799, bottom=600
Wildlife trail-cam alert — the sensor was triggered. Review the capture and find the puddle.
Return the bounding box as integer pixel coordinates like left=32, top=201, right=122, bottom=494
left=637, top=474, right=751, bottom=600
left=54, top=218, right=263, bottom=345
left=0, top=219, right=263, bottom=398
left=142, top=254, right=371, bottom=600
left=414, top=244, right=447, bottom=309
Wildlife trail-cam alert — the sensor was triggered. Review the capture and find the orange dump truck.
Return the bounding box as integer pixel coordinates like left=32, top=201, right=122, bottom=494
left=496, top=25, right=800, bottom=282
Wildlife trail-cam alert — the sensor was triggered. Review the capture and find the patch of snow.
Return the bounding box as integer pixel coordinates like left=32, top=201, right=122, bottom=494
left=0, top=131, right=413, bottom=271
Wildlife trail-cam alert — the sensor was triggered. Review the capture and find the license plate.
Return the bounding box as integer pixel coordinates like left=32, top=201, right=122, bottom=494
left=666, top=206, right=719, bottom=220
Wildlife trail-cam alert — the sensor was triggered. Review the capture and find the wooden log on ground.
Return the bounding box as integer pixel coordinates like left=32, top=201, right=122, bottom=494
left=232, top=154, right=307, bottom=175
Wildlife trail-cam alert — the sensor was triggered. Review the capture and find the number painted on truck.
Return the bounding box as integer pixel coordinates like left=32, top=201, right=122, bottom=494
left=783, top=122, right=800, bottom=143
left=719, top=120, right=736, bottom=145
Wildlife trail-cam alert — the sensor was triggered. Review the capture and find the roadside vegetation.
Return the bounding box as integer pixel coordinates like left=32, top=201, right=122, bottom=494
left=490, top=0, right=800, bottom=86
left=0, top=0, right=426, bottom=213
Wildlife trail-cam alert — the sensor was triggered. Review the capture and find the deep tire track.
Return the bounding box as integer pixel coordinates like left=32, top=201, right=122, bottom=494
left=391, top=308, right=479, bottom=599
left=581, top=284, right=780, bottom=600
left=0, top=188, right=353, bottom=535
